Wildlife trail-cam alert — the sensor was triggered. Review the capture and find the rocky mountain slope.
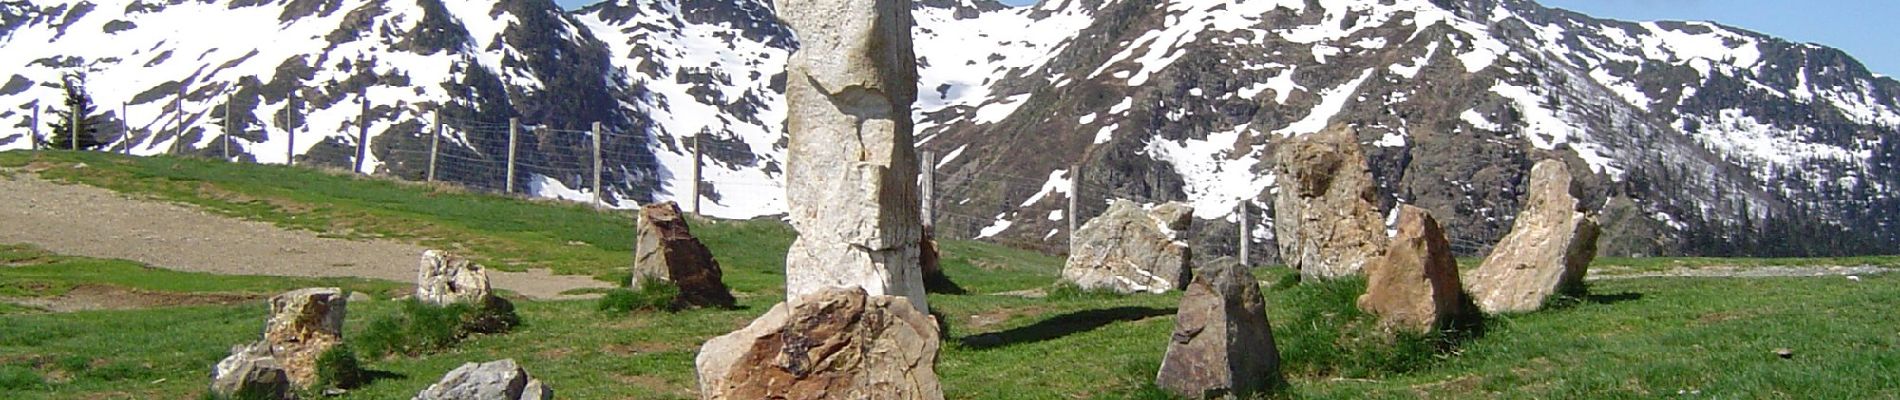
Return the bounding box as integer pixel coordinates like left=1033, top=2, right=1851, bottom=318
left=3, top=0, right=1894, bottom=260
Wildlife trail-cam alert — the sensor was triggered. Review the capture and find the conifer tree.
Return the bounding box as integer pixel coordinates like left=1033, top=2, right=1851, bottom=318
left=45, top=73, right=108, bottom=151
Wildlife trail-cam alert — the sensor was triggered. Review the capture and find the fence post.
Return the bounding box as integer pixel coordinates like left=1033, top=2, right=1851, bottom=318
left=506, top=117, right=519, bottom=193
left=427, top=110, right=441, bottom=182
left=286, top=92, right=296, bottom=166
left=172, top=84, right=184, bottom=154
left=120, top=102, right=129, bottom=155
left=920, top=150, right=936, bottom=232
left=591, top=122, right=603, bottom=208
left=354, top=88, right=369, bottom=174
left=1069, top=163, right=1083, bottom=243
left=29, top=103, right=39, bottom=150
left=689, top=134, right=702, bottom=215
left=69, top=97, right=79, bottom=151
left=1238, top=202, right=1251, bottom=267
left=222, top=92, right=232, bottom=160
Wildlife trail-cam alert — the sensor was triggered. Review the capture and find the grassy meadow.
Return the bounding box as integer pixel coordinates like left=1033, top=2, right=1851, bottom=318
left=1, top=150, right=1896, bottom=399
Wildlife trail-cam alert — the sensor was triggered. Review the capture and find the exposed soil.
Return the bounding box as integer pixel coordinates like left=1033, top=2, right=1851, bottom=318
left=0, top=173, right=609, bottom=300
left=0, top=285, right=262, bottom=312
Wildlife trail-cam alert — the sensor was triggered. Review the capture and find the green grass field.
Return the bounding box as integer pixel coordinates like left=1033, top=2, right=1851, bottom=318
left=2, top=150, right=1896, bottom=399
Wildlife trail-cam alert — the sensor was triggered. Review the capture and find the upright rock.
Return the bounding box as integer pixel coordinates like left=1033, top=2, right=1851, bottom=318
left=1272, top=124, right=1387, bottom=281
left=263, top=287, right=348, bottom=388
left=416, top=250, right=518, bottom=333
left=632, top=201, right=736, bottom=309
left=413, top=359, right=553, bottom=400
left=1465, top=160, right=1602, bottom=314
left=1062, top=200, right=1195, bottom=294
left=779, top=0, right=929, bottom=312
left=695, top=288, right=943, bottom=400
left=1155, top=262, right=1282, bottom=398
left=417, top=250, right=494, bottom=306
left=209, top=342, right=292, bottom=400
left=1357, top=206, right=1480, bottom=335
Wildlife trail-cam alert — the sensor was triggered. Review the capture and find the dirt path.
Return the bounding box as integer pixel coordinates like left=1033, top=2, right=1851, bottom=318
left=0, top=174, right=609, bottom=299
left=1587, top=265, right=1893, bottom=280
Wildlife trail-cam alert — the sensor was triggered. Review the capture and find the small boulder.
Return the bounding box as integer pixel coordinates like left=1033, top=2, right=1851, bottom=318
left=1357, top=205, right=1481, bottom=335
left=695, top=288, right=942, bottom=400
left=264, top=287, right=347, bottom=388
left=413, top=359, right=551, bottom=400
left=1272, top=124, right=1387, bottom=281
left=209, top=342, right=292, bottom=400
left=417, top=250, right=494, bottom=306
left=632, top=201, right=736, bottom=309
left=1156, top=262, right=1282, bottom=398
left=1062, top=200, right=1195, bottom=294
left=1465, top=160, right=1602, bottom=314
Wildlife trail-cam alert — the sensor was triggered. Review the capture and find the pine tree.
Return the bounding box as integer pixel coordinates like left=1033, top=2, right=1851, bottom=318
left=45, top=73, right=109, bottom=151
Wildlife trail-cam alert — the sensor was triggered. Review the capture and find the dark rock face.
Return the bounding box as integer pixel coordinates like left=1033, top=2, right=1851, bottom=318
left=1155, top=262, right=1281, bottom=398
left=631, top=201, right=735, bottom=309
left=695, top=288, right=943, bottom=400
left=1358, top=205, right=1481, bottom=335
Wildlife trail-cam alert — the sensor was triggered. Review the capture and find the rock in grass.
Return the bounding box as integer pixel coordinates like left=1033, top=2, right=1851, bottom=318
left=695, top=288, right=942, bottom=400
left=1272, top=124, right=1388, bottom=281
left=631, top=201, right=736, bottom=309
left=413, top=359, right=551, bottom=400
left=779, top=0, right=930, bottom=313
left=1062, top=200, right=1195, bottom=294
left=264, top=287, right=347, bottom=388
left=919, top=231, right=964, bottom=294
left=1358, top=205, right=1481, bottom=335
left=417, top=250, right=494, bottom=306
left=1155, top=262, right=1282, bottom=398
left=1465, top=160, right=1601, bottom=314
left=209, top=342, right=292, bottom=400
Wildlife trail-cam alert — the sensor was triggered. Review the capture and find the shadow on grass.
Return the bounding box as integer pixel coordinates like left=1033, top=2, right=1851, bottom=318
left=958, top=306, right=1171, bottom=350
left=358, top=369, right=406, bottom=387
left=1586, top=291, right=1644, bottom=305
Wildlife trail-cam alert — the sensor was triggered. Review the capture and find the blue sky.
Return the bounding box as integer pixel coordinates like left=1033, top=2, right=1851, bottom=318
left=556, top=0, right=1896, bottom=76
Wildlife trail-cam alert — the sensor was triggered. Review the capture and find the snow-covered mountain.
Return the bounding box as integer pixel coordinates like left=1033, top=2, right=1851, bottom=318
left=4, top=0, right=1895, bottom=259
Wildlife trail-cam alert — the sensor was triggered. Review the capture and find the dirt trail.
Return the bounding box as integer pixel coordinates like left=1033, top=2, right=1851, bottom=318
left=0, top=173, right=609, bottom=299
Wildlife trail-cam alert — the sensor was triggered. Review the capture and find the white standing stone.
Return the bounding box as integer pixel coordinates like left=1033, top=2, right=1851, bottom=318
left=778, top=0, right=928, bottom=312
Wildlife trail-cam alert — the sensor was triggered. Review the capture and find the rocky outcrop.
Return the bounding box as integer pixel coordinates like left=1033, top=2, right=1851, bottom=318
left=417, top=250, right=494, bottom=306
left=413, top=359, right=552, bottom=400
left=209, top=342, right=293, bottom=400
left=264, top=287, right=348, bottom=388
left=695, top=288, right=943, bottom=400
left=632, top=201, right=735, bottom=309
left=779, top=0, right=930, bottom=312
left=1358, top=205, right=1481, bottom=335
left=1062, top=200, right=1194, bottom=294
left=1272, top=125, right=1388, bottom=281
left=1465, top=160, right=1602, bottom=314
left=1155, top=262, right=1282, bottom=398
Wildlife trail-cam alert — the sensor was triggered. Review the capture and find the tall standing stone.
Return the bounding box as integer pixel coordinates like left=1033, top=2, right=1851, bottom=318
left=778, top=0, right=929, bottom=312
left=632, top=201, right=736, bottom=309
left=1465, top=160, right=1602, bottom=314
left=1273, top=124, right=1387, bottom=281
left=263, top=287, right=348, bottom=388
left=1357, top=205, right=1480, bottom=335
left=1155, top=263, right=1282, bottom=398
